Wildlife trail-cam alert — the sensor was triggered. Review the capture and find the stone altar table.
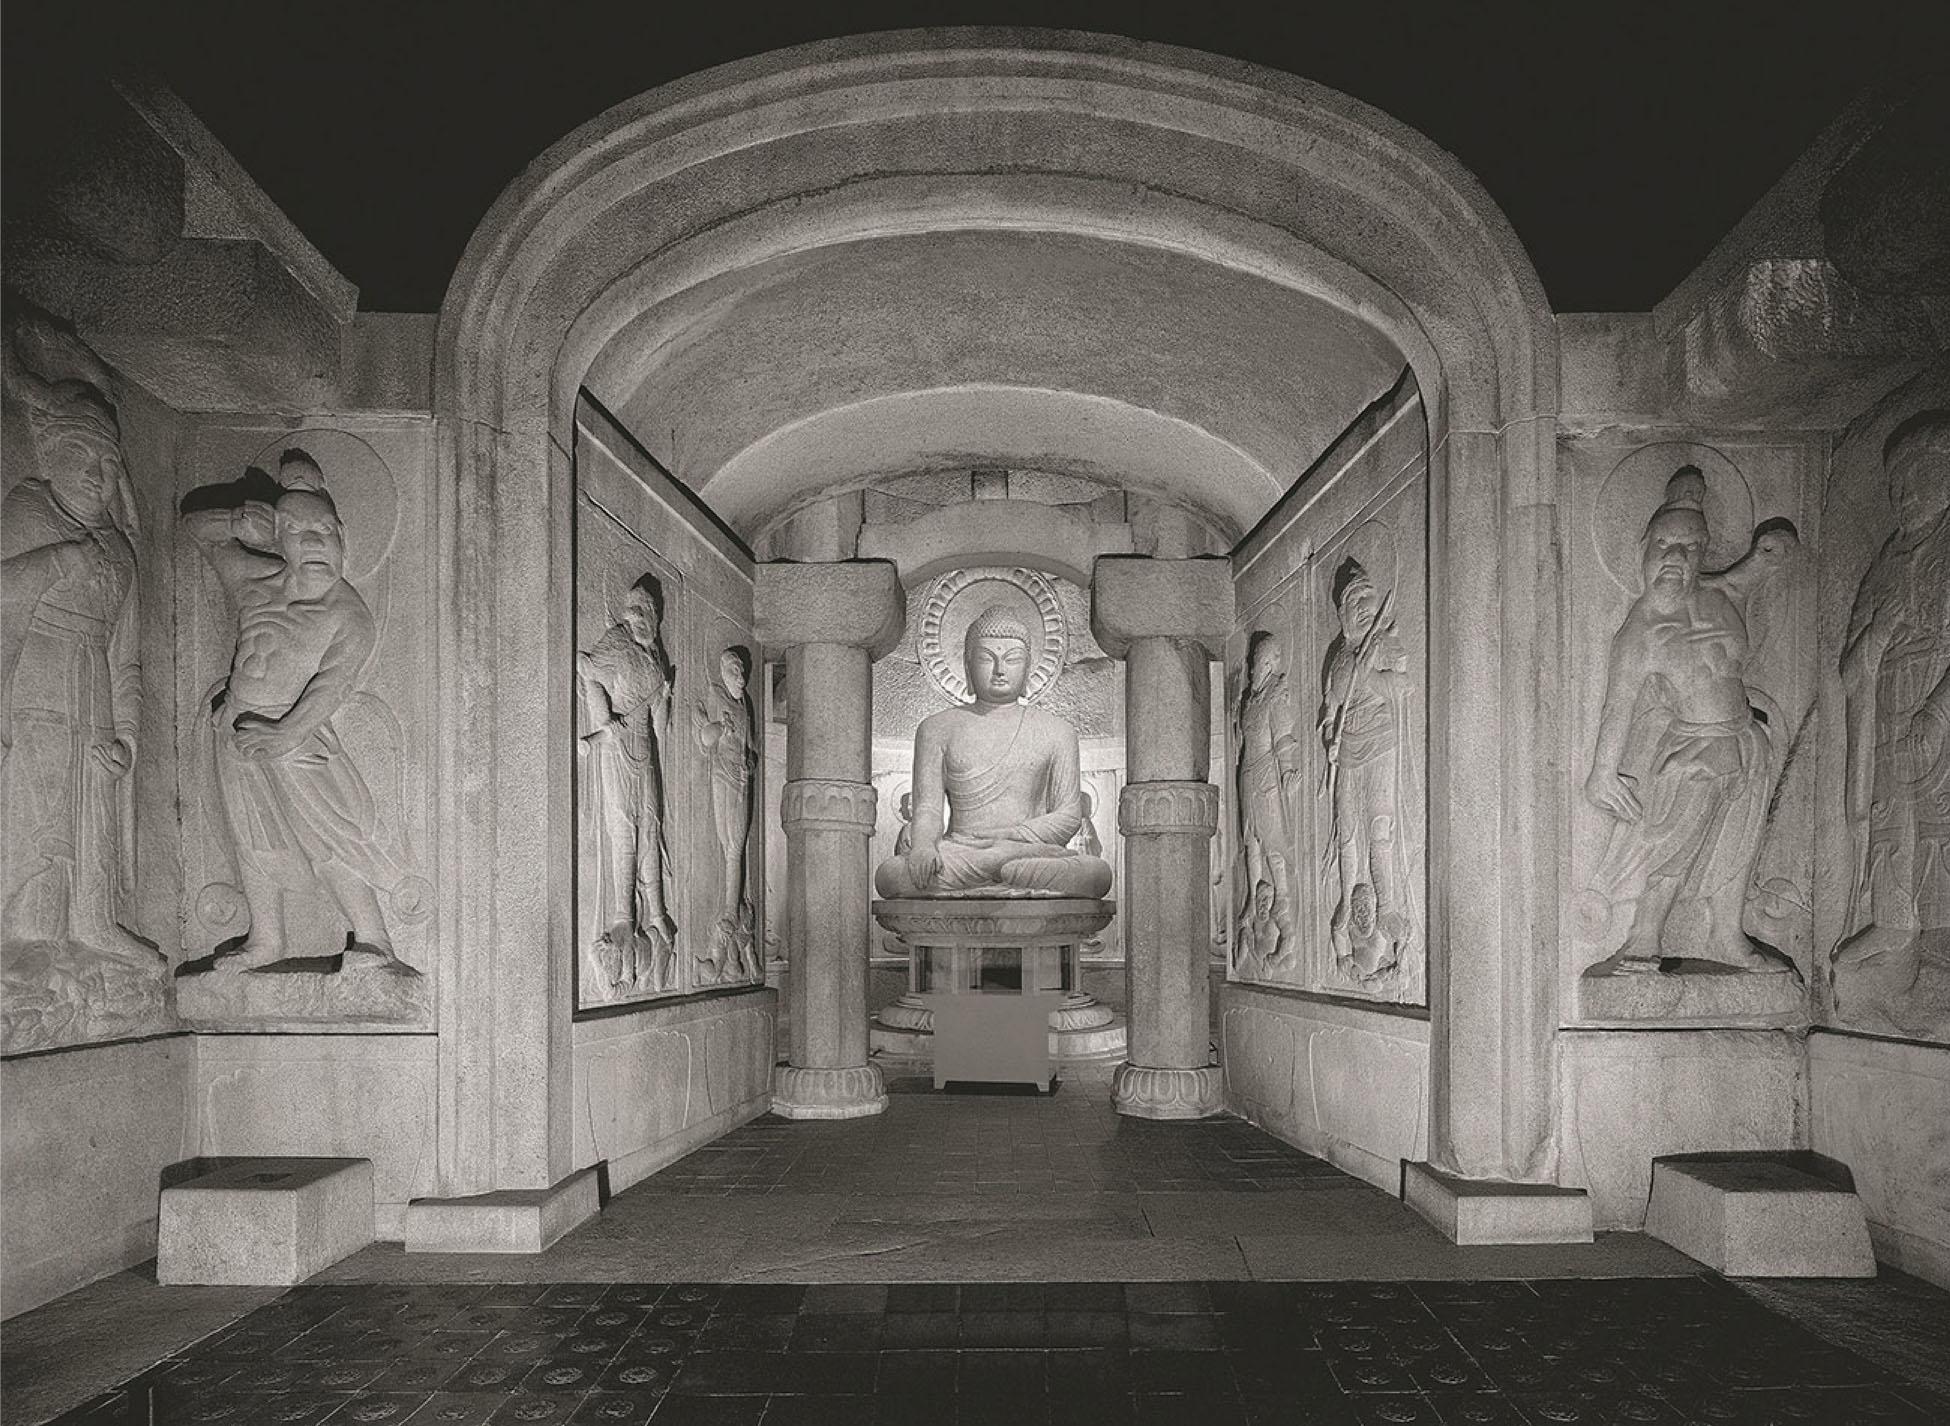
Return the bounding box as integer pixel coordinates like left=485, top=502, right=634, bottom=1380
left=871, top=898, right=1124, bottom=1061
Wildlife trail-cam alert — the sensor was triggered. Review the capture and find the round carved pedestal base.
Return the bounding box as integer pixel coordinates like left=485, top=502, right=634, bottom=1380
left=1111, top=1062, right=1225, bottom=1120
left=772, top=1064, right=889, bottom=1120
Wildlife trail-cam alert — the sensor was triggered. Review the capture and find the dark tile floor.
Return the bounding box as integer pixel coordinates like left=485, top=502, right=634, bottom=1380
left=50, top=1274, right=1950, bottom=1425
left=635, top=1074, right=1345, bottom=1197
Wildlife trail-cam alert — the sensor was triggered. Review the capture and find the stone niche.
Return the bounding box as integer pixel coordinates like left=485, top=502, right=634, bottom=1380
left=1561, top=433, right=1823, bottom=1028
left=1225, top=377, right=1429, bottom=1006
left=574, top=397, right=765, bottom=1011
left=172, top=420, right=436, bottom=1031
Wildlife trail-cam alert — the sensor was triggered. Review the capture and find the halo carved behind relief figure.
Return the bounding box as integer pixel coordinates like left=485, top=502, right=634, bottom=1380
left=919, top=567, right=1067, bottom=705
left=1592, top=443, right=1756, bottom=593
left=246, top=429, right=400, bottom=584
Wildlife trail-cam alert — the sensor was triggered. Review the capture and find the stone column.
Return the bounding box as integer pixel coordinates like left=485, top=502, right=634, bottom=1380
left=1092, top=557, right=1233, bottom=1119
left=755, top=561, right=905, bottom=1119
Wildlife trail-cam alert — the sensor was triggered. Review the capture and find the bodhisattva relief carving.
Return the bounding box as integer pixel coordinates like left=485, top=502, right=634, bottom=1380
left=1233, top=631, right=1302, bottom=973
left=1581, top=467, right=1804, bottom=981
left=180, top=451, right=421, bottom=981
left=1319, top=559, right=1425, bottom=981
left=577, top=574, right=676, bottom=1000
left=694, top=644, right=759, bottom=984
left=1832, top=412, right=1950, bottom=1039
left=875, top=606, right=1112, bottom=899
left=2, top=355, right=168, bottom=1052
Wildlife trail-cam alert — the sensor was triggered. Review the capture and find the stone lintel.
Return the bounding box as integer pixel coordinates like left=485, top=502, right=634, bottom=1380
left=1403, top=1161, right=1594, bottom=1245
left=754, top=560, right=904, bottom=657
left=402, top=1166, right=599, bottom=1254
left=1644, top=1153, right=1876, bottom=1277
left=1089, top=556, right=1233, bottom=658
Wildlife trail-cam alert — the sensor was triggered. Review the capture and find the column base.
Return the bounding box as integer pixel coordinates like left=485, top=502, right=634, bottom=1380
left=1403, top=1161, right=1594, bottom=1245
left=772, top=1063, right=888, bottom=1120
left=1111, top=1062, right=1225, bottom=1120
left=403, top=1166, right=600, bottom=1254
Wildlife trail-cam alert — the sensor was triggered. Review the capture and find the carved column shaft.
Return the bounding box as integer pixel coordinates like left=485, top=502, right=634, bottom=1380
left=755, top=561, right=904, bottom=1120
left=1091, top=558, right=1232, bottom=1121
left=783, top=643, right=873, bottom=1074
left=1116, top=636, right=1224, bottom=1119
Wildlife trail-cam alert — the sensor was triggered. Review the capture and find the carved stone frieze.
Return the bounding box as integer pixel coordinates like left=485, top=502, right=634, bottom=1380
left=174, top=447, right=425, bottom=1014
left=1319, top=558, right=1425, bottom=983
left=1577, top=463, right=1808, bottom=1012
left=2, top=338, right=171, bottom=1053
left=1829, top=410, right=1950, bottom=1041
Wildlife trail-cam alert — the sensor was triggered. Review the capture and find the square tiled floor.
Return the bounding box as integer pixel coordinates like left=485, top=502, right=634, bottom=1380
left=49, top=1274, right=1950, bottom=1424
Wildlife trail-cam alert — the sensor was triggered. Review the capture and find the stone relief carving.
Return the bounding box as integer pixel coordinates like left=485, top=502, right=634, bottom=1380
left=1318, top=559, right=1424, bottom=981
left=178, top=450, right=422, bottom=989
left=1, top=336, right=169, bottom=1053
left=1831, top=412, right=1950, bottom=1039
left=576, top=572, right=677, bottom=1001
left=693, top=644, right=759, bottom=985
left=892, top=790, right=915, bottom=857
left=875, top=606, right=1112, bottom=900
left=1232, top=631, right=1302, bottom=974
left=1580, top=466, right=1806, bottom=983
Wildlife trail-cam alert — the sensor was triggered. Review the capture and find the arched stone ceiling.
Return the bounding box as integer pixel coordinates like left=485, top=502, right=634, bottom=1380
left=584, top=227, right=1406, bottom=540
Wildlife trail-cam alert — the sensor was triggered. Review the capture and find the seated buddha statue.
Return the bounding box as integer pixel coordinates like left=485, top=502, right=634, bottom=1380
left=874, top=607, right=1114, bottom=900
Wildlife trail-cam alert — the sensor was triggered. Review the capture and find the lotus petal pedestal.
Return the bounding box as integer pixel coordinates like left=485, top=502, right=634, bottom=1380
left=869, top=898, right=1125, bottom=1063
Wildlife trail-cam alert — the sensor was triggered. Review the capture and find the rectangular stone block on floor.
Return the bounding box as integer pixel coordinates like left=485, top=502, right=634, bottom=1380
left=1645, top=1152, right=1876, bottom=1277
left=157, top=1157, right=374, bottom=1285
left=1403, top=1161, right=1594, bottom=1245
left=402, top=1166, right=599, bottom=1254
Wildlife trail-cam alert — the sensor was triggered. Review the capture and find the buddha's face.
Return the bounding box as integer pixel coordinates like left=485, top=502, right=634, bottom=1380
left=719, top=650, right=747, bottom=698
left=968, top=635, right=1030, bottom=704
left=898, top=792, right=912, bottom=820
left=275, top=492, right=345, bottom=577
left=1640, top=510, right=1706, bottom=597
left=44, top=431, right=120, bottom=523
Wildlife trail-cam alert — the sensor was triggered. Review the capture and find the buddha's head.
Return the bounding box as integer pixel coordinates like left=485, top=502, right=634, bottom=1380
left=274, top=452, right=345, bottom=579
left=1639, top=467, right=1708, bottom=601
left=1884, top=411, right=1950, bottom=538
left=35, top=380, right=123, bottom=526
left=963, top=605, right=1032, bottom=706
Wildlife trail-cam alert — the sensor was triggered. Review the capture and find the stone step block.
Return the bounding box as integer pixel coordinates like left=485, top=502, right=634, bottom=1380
left=158, top=1157, right=374, bottom=1285
left=1645, top=1152, right=1876, bottom=1277
left=1403, top=1161, right=1595, bottom=1244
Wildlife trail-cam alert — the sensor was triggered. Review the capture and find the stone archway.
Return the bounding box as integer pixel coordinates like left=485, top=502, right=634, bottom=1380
left=435, top=28, right=1560, bottom=1196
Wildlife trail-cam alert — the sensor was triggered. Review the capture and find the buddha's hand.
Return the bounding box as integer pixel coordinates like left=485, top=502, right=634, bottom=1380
left=906, top=844, right=942, bottom=888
